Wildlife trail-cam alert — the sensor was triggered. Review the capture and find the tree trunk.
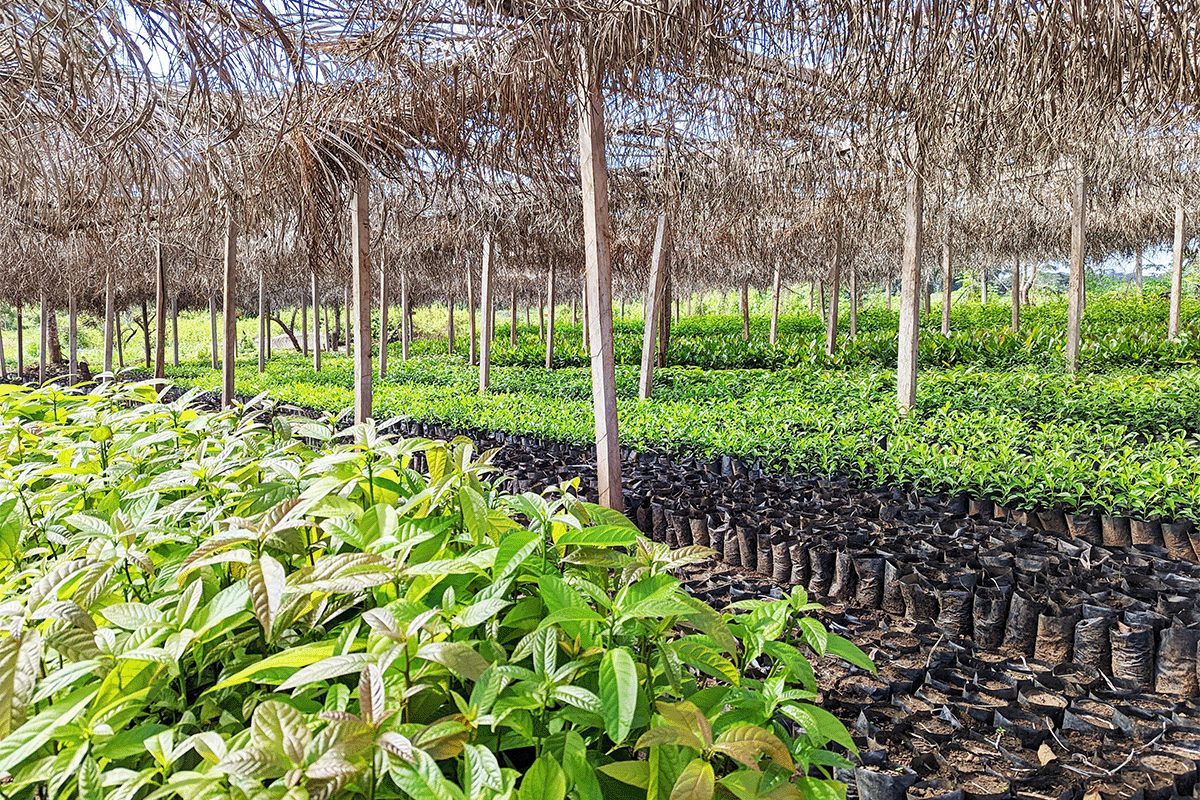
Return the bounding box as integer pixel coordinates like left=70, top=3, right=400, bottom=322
left=39, top=292, right=47, bottom=384
left=657, top=272, right=671, bottom=370
left=154, top=243, right=167, bottom=379
left=350, top=173, right=372, bottom=423
left=808, top=282, right=815, bottom=314
left=941, top=236, right=952, bottom=336
left=825, top=233, right=843, bottom=357
left=378, top=267, right=389, bottom=379
left=479, top=234, right=495, bottom=393
left=68, top=292, right=78, bottom=381
left=577, top=36, right=623, bottom=511
left=222, top=212, right=238, bottom=407
left=1065, top=168, right=1087, bottom=373
left=312, top=272, right=321, bottom=373
left=467, top=260, right=477, bottom=366
left=48, top=306, right=63, bottom=365
left=1169, top=204, right=1185, bottom=340
left=209, top=295, right=218, bottom=370
left=1023, top=260, right=1038, bottom=306
left=258, top=272, right=267, bottom=373
left=1011, top=255, right=1021, bottom=331
left=104, top=273, right=114, bottom=378
left=639, top=213, right=669, bottom=399
left=1134, top=249, right=1143, bottom=294
left=819, top=280, right=827, bottom=323
left=770, top=265, right=782, bottom=345
left=740, top=280, right=750, bottom=339
left=544, top=264, right=556, bottom=369
left=538, top=292, right=545, bottom=339
left=896, top=146, right=925, bottom=411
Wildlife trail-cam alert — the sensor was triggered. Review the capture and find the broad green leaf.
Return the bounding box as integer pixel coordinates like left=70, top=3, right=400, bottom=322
left=0, top=629, right=40, bottom=737
left=464, top=744, right=503, bottom=795
left=554, top=526, right=636, bottom=548
left=277, top=654, right=375, bottom=692
left=597, top=761, right=650, bottom=789
left=579, top=503, right=639, bottom=530
left=712, top=725, right=793, bottom=772
left=780, top=703, right=856, bottom=753
left=77, top=757, right=103, bottom=800
left=247, top=555, right=286, bottom=638
left=205, top=640, right=341, bottom=693
left=799, top=618, right=828, bottom=654
left=415, top=641, right=489, bottom=681
left=518, top=755, right=567, bottom=800
left=671, top=639, right=740, bottom=686
left=0, top=684, right=97, bottom=774
left=825, top=633, right=876, bottom=673
left=599, top=648, right=638, bottom=745
left=669, top=759, right=714, bottom=800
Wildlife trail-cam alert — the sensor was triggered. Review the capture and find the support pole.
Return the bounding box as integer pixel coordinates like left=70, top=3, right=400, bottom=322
left=351, top=173, right=373, bottom=423
left=638, top=213, right=669, bottom=399
left=104, top=270, right=114, bottom=378
left=258, top=272, right=267, bottom=373
left=38, top=292, right=47, bottom=384
left=311, top=272, right=321, bottom=372
left=544, top=264, right=556, bottom=369
left=209, top=295, right=218, bottom=370
left=849, top=265, right=859, bottom=338
left=154, top=243, right=167, bottom=379
left=379, top=266, right=389, bottom=379
left=1065, top=168, right=1087, bottom=373
left=401, top=271, right=411, bottom=361
left=770, top=265, right=782, bottom=345
left=740, top=281, right=750, bottom=339
left=1011, top=255, right=1021, bottom=332
left=301, top=292, right=308, bottom=357
left=825, top=231, right=843, bottom=357
left=1169, top=204, right=1185, bottom=340
left=221, top=212, right=238, bottom=408
left=467, top=260, right=477, bottom=366
left=447, top=294, right=455, bottom=356
left=657, top=273, right=670, bottom=370
left=16, top=303, right=23, bottom=377
left=68, top=292, right=77, bottom=381
left=171, top=296, right=179, bottom=367
left=478, top=234, right=495, bottom=393
left=0, top=311, right=6, bottom=380
left=577, top=35, right=623, bottom=511
left=1134, top=249, right=1143, bottom=294
left=510, top=285, right=518, bottom=346
left=941, top=236, right=952, bottom=336
left=896, top=145, right=925, bottom=410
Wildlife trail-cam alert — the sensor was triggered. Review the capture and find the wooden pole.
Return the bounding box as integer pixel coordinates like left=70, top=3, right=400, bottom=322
left=68, top=292, right=77, bottom=381
left=378, top=267, right=389, bottom=379
left=740, top=280, right=750, bottom=339
left=258, top=272, right=267, bottom=373
left=819, top=280, right=827, bottom=323
left=770, top=266, right=783, bottom=345
left=657, top=272, right=671, bottom=370
left=941, top=236, right=952, bottom=336
left=538, top=292, right=545, bottom=339
left=171, top=295, right=179, bottom=367
left=209, top=295, right=218, bottom=370
left=301, top=291, right=308, bottom=357
left=221, top=211, right=237, bottom=408
left=1169, top=204, right=1185, bottom=340
left=141, top=300, right=151, bottom=368
left=38, top=292, right=47, bottom=384
left=266, top=300, right=271, bottom=360
left=103, top=270, right=114, bottom=378
left=311, top=272, right=321, bottom=373
left=478, top=233, right=495, bottom=393
left=1134, top=249, right=1143, bottom=294
left=351, top=174, right=373, bottom=423
left=638, top=213, right=669, bottom=399
left=577, top=34, right=623, bottom=512
left=154, top=243, right=167, bottom=379
left=1011, top=255, right=1021, bottom=332
left=116, top=306, right=125, bottom=370
left=896, top=146, right=925, bottom=410
left=849, top=265, right=859, bottom=338
left=0, top=314, right=5, bottom=381
left=447, top=294, right=455, bottom=356
left=15, top=303, right=23, bottom=377
left=544, top=264, right=556, bottom=369
left=1065, top=168, right=1087, bottom=373
left=344, top=283, right=352, bottom=357
left=510, top=285, right=518, bottom=346
left=401, top=272, right=411, bottom=361
left=825, top=231, right=843, bottom=357
left=581, top=287, right=590, bottom=350
left=467, top=260, right=477, bottom=366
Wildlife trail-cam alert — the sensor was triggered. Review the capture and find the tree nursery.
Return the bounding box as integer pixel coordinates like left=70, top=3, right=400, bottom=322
left=5, top=2, right=1200, bottom=799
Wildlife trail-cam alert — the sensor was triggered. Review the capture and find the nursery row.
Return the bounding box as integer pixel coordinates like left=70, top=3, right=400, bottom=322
left=170, top=359, right=1200, bottom=523
left=0, top=383, right=862, bottom=800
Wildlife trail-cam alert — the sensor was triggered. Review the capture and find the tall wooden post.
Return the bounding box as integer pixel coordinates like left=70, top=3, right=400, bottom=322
left=68, top=292, right=78, bottom=381
left=740, top=281, right=750, bottom=339
left=222, top=212, right=238, bottom=407
left=658, top=273, right=671, bottom=370
left=401, top=272, right=411, bottom=361
left=478, top=234, right=495, bottom=393
left=581, top=287, right=590, bottom=350
left=301, top=292, right=309, bottom=357
left=311, top=272, right=321, bottom=373
left=38, top=292, right=47, bottom=384
left=0, top=317, right=5, bottom=380
left=15, top=303, right=23, bottom=377
left=1169, top=204, right=1185, bottom=340
left=577, top=35, right=623, bottom=511
left=638, top=213, right=669, bottom=399
left=447, top=294, right=455, bottom=356
left=896, top=146, right=925, bottom=410
left=941, top=236, right=952, bottom=336
left=770, top=265, right=782, bottom=345
left=1065, top=168, right=1087, bottom=373
left=266, top=300, right=271, bottom=360
left=378, top=267, right=389, bottom=378
left=510, top=285, right=518, bottom=346
left=467, top=260, right=477, bottom=366
left=825, top=231, right=843, bottom=357
left=209, top=295, right=218, bottom=370
left=344, top=284, right=353, bottom=357
left=141, top=300, right=151, bottom=368
left=103, top=270, right=115, bottom=378
left=544, top=264, right=556, bottom=369
left=258, top=272, right=267, bottom=373
left=849, top=265, right=859, bottom=338
left=538, top=292, right=545, bottom=339
left=351, top=173, right=373, bottom=423
left=154, top=243, right=167, bottom=379
left=116, top=307, right=125, bottom=370
left=1011, top=255, right=1021, bottom=332
left=1134, top=249, right=1143, bottom=294
left=171, top=296, right=179, bottom=367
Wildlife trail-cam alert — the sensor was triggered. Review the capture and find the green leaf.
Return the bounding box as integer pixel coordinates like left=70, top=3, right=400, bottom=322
left=519, top=755, right=567, bottom=800
left=464, top=744, right=503, bottom=795
left=712, top=725, right=793, bottom=772
left=825, top=633, right=876, bottom=672
left=671, top=638, right=740, bottom=686
left=600, top=648, right=638, bottom=745
left=0, top=629, right=40, bottom=737
left=781, top=703, right=856, bottom=753
left=555, top=525, right=637, bottom=548
left=495, top=530, right=541, bottom=578
left=247, top=554, right=286, bottom=639
left=277, top=654, right=375, bottom=692
left=205, top=640, right=341, bottom=694
left=77, top=757, right=103, bottom=800
left=579, top=503, right=639, bottom=530
left=799, top=618, right=828, bottom=654
left=415, top=641, right=489, bottom=681
left=669, top=759, right=714, bottom=800
left=597, top=761, right=650, bottom=789
left=539, top=607, right=604, bottom=628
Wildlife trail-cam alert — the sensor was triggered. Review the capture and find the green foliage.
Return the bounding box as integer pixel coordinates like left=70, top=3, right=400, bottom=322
left=0, top=382, right=857, bottom=800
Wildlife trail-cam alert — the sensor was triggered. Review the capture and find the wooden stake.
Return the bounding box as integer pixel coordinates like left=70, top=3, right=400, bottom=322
left=825, top=231, right=843, bottom=357
left=581, top=287, right=590, bottom=350
left=1011, top=255, right=1021, bottom=332
left=104, top=270, right=114, bottom=378
left=38, top=291, right=47, bottom=384
left=638, top=212, right=669, bottom=399
left=68, top=292, right=77, bottom=381
left=447, top=294, right=455, bottom=356
left=478, top=233, right=495, bottom=393
left=896, top=146, right=925, bottom=410
left=221, top=211, right=238, bottom=408
left=301, top=291, right=309, bottom=356
left=171, top=295, right=179, bottom=367
left=141, top=300, right=151, bottom=368
left=154, top=242, right=167, bottom=379
left=401, top=271, right=411, bottom=361
left=378, top=267, right=389, bottom=379
left=467, top=259, right=477, bottom=367
left=941, top=236, right=952, bottom=336
left=770, top=265, right=782, bottom=345
left=538, top=292, right=545, bottom=339
left=1134, top=249, right=1143, bottom=294
left=1065, top=168, right=1087, bottom=373
left=510, top=285, right=518, bottom=346
left=258, top=272, right=267, bottom=373
left=657, top=273, right=671, bottom=370
left=849, top=265, right=859, bottom=338
left=1169, top=204, right=1185, bottom=339
left=311, top=272, right=321, bottom=373
left=209, top=295, right=218, bottom=370
left=351, top=173, right=373, bottom=423
left=740, top=280, right=750, bottom=339
left=16, top=302, right=23, bottom=377
left=577, top=35, right=623, bottom=511
left=544, top=264, right=556, bottom=369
